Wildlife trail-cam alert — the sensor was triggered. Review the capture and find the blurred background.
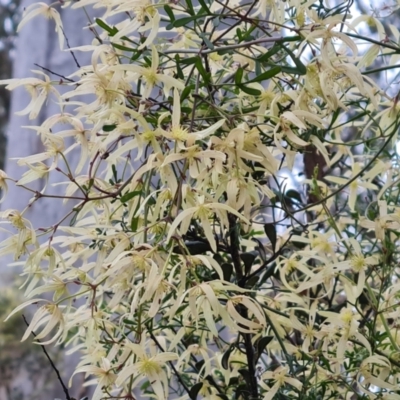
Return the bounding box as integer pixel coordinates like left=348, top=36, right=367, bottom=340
left=0, top=0, right=399, bottom=399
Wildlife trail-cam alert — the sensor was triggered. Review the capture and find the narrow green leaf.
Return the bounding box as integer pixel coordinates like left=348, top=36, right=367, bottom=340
left=201, top=35, right=214, bottom=50
left=257, top=336, right=274, bottom=359
left=189, top=383, right=203, bottom=400
left=257, top=45, right=281, bottom=62
left=120, top=191, right=141, bottom=203
left=221, top=263, right=233, bottom=281
left=173, top=16, right=198, bottom=27
left=111, top=43, right=136, bottom=52
left=102, top=124, right=116, bottom=132
left=164, top=5, right=175, bottom=22
left=236, top=28, right=243, bottom=43
left=131, top=216, right=139, bottom=232
left=240, top=251, right=257, bottom=274
left=235, top=67, right=244, bottom=85
left=198, top=0, right=211, bottom=13
left=221, top=345, right=234, bottom=369
left=181, top=84, right=195, bottom=101
left=282, top=45, right=307, bottom=75
left=180, top=56, right=199, bottom=65
left=175, top=55, right=184, bottom=80
left=264, top=223, right=277, bottom=252
left=238, top=84, right=261, bottom=96
left=195, top=59, right=210, bottom=83
left=185, top=0, right=195, bottom=15
left=285, top=189, right=302, bottom=204
left=95, top=18, right=117, bottom=36
left=247, top=66, right=281, bottom=83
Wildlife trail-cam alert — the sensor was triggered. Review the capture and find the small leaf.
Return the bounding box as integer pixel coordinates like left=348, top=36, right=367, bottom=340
left=221, top=263, right=233, bottom=281
left=257, top=45, right=281, bottom=62
left=131, top=216, right=139, bottom=232
left=245, top=275, right=259, bottom=289
left=181, top=84, right=195, bottom=101
left=164, top=5, right=175, bottom=22
left=247, top=66, right=281, bottom=83
left=236, top=28, right=243, bottom=42
left=235, top=67, right=244, bottom=85
left=95, top=19, right=118, bottom=36
left=285, top=189, right=303, bottom=204
left=102, top=124, right=117, bottom=132
left=173, top=16, right=198, bottom=27
left=240, top=251, right=257, bottom=275
left=238, top=369, right=251, bottom=386
left=175, top=55, right=184, bottom=80
left=257, top=336, right=273, bottom=359
left=201, top=34, right=214, bottom=50
left=264, top=223, right=277, bottom=252
left=185, top=0, right=195, bottom=15
left=120, top=191, right=141, bottom=203
left=221, top=344, right=234, bottom=369
left=238, top=84, right=261, bottom=96
left=198, top=0, right=211, bottom=14
left=189, top=382, right=203, bottom=400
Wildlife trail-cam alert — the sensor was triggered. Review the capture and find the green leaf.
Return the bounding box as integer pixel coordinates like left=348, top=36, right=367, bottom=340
left=120, top=191, right=141, bottom=203
left=95, top=18, right=118, bottom=36
left=240, top=251, right=257, bottom=274
left=164, top=5, right=175, bottom=22
left=257, top=45, right=281, bottom=62
left=221, top=344, right=234, bottom=369
left=131, top=216, right=139, bottom=232
left=245, top=275, right=259, bottom=289
left=102, top=124, right=117, bottom=132
left=111, top=43, right=136, bottom=52
left=236, top=28, right=243, bottom=43
left=173, top=16, right=198, bottom=27
left=198, top=0, right=211, bottom=14
left=180, top=56, right=199, bottom=66
left=174, top=55, right=184, bottom=80
left=285, top=189, right=303, bottom=204
left=189, top=382, right=203, bottom=400
left=247, top=66, right=281, bottom=83
left=186, top=0, right=195, bottom=15
left=256, top=336, right=274, bottom=359
left=235, top=67, right=244, bottom=85
left=282, top=45, right=307, bottom=75
left=237, top=84, right=261, bottom=96
left=221, top=263, right=233, bottom=281
left=181, top=84, right=195, bottom=101
left=201, top=35, right=214, bottom=50
left=264, top=223, right=277, bottom=252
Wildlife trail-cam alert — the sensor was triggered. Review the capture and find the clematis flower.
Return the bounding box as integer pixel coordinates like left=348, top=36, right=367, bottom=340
left=0, top=71, right=61, bottom=119
left=18, top=2, right=64, bottom=49
left=113, top=46, right=185, bottom=100
left=116, top=340, right=178, bottom=400
left=71, top=357, right=117, bottom=400
left=261, top=366, right=302, bottom=400
left=161, top=88, right=226, bottom=146
left=166, top=195, right=250, bottom=252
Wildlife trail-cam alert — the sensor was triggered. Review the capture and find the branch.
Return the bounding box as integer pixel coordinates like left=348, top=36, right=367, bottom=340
left=163, top=37, right=283, bottom=55
left=22, top=315, right=72, bottom=400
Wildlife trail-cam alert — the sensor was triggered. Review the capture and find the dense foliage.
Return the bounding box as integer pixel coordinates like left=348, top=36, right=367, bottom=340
left=2, top=0, right=400, bottom=399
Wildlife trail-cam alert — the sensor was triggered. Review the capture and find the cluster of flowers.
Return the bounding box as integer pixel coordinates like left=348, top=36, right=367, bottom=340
left=2, top=0, right=400, bottom=399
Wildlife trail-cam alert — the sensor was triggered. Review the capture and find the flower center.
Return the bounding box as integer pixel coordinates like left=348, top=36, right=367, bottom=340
left=138, top=358, right=162, bottom=375
left=171, top=126, right=189, bottom=141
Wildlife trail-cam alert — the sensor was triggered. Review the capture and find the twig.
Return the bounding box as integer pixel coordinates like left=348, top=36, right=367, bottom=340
left=33, top=63, right=76, bottom=83
left=61, top=26, right=81, bottom=69
left=147, top=329, right=192, bottom=397
left=163, top=37, right=283, bottom=55
left=22, top=315, right=72, bottom=400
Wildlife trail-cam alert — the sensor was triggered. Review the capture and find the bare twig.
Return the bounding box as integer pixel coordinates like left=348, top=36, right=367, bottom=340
left=22, top=315, right=72, bottom=400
